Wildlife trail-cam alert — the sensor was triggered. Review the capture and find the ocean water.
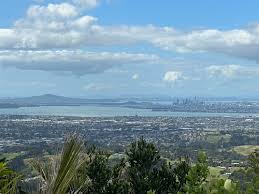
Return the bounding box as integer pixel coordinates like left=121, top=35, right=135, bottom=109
left=0, top=105, right=258, bottom=117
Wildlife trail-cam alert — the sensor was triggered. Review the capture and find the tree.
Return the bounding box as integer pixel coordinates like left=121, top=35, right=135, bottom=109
left=81, top=148, right=112, bottom=194
left=31, top=136, right=86, bottom=194
left=71, top=145, right=131, bottom=194
left=183, top=151, right=209, bottom=194
left=106, top=158, right=131, bottom=194
left=126, top=137, right=160, bottom=194
left=150, top=162, right=178, bottom=193
left=174, top=159, right=190, bottom=192
left=245, top=151, right=259, bottom=194
left=206, top=178, right=240, bottom=194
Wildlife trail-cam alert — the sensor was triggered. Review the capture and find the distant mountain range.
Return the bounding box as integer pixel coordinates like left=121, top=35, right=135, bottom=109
left=1, top=94, right=87, bottom=105
left=0, top=94, right=109, bottom=106
left=0, top=94, right=143, bottom=108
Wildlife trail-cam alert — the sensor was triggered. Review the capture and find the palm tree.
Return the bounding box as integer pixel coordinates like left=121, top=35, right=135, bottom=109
left=31, top=136, right=87, bottom=194
left=0, top=161, right=21, bottom=194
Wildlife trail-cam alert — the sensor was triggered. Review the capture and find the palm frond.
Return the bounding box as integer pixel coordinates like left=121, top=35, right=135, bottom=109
left=31, top=135, right=86, bottom=194
left=0, top=162, right=21, bottom=194
left=52, top=136, right=85, bottom=194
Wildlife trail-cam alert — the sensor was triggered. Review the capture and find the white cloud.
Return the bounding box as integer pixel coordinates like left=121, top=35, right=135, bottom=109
left=0, top=50, right=160, bottom=75
left=0, top=1, right=257, bottom=63
left=0, top=29, right=17, bottom=49
left=163, top=71, right=185, bottom=83
left=71, top=16, right=97, bottom=29
left=0, top=1, right=257, bottom=65
left=72, top=0, right=100, bottom=10
left=132, top=74, right=139, bottom=80
left=154, top=29, right=254, bottom=52
left=206, top=65, right=259, bottom=79
left=26, top=3, right=78, bottom=19
left=207, top=65, right=241, bottom=79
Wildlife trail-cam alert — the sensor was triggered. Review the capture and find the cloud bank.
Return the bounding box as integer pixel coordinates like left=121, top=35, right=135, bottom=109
left=1, top=1, right=259, bottom=76
left=0, top=50, right=159, bottom=75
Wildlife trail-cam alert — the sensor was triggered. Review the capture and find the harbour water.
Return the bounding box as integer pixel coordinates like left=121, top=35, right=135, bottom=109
left=0, top=105, right=258, bottom=117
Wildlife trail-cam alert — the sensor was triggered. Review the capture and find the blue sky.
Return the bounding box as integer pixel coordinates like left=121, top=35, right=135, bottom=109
left=1, top=0, right=259, bottom=98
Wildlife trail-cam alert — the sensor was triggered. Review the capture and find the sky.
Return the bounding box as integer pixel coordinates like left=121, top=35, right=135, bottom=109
left=1, top=0, right=259, bottom=98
